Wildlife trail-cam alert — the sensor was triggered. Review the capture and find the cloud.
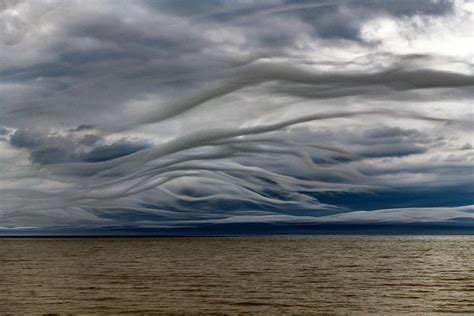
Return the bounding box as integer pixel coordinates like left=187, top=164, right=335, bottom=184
left=317, top=205, right=474, bottom=224
left=0, top=0, right=472, bottom=231
left=81, top=139, right=151, bottom=162
left=8, top=128, right=152, bottom=165
left=197, top=204, right=474, bottom=225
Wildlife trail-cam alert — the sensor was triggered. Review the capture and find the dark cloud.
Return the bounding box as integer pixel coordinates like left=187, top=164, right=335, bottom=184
left=285, top=126, right=434, bottom=159
left=0, top=126, right=8, bottom=135
left=0, top=0, right=472, bottom=231
left=80, top=139, right=151, bottom=163
left=79, top=134, right=101, bottom=146
left=30, top=146, right=72, bottom=165
left=10, top=129, right=44, bottom=148
left=352, top=131, right=432, bottom=158
left=71, top=124, right=95, bottom=132
left=9, top=128, right=151, bottom=165
left=0, top=63, right=78, bottom=81
left=358, top=127, right=431, bottom=146
left=356, top=144, right=426, bottom=158
left=366, top=0, right=454, bottom=17
left=363, top=127, right=423, bottom=139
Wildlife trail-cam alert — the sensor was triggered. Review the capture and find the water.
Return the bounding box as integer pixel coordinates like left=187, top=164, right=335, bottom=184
left=1, top=236, right=473, bottom=314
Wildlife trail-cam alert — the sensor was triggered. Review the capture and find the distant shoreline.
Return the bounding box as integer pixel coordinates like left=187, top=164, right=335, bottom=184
left=2, top=233, right=474, bottom=238
left=2, top=222, right=473, bottom=238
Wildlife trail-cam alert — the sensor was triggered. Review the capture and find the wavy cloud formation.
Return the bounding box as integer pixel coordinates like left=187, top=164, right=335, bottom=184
left=0, top=0, right=473, bottom=233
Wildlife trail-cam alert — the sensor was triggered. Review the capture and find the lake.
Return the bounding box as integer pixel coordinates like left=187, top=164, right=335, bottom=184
left=1, top=236, right=473, bottom=314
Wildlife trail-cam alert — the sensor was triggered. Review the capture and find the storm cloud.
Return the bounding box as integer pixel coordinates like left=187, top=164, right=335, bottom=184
left=0, top=0, right=473, bottom=232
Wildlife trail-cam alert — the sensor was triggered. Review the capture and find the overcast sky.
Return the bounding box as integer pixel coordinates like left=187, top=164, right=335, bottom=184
left=0, top=0, right=473, bottom=233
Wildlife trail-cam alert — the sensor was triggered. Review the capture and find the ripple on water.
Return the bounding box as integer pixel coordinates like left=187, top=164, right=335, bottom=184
left=0, top=236, right=473, bottom=314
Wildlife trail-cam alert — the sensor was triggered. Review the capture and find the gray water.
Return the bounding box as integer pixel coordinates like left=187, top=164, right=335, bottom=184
left=1, top=236, right=473, bottom=314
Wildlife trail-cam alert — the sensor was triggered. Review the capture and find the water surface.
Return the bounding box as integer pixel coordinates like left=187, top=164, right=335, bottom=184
left=1, top=236, right=473, bottom=314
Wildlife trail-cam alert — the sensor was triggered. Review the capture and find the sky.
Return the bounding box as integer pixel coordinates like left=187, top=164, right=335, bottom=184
left=0, top=0, right=473, bottom=235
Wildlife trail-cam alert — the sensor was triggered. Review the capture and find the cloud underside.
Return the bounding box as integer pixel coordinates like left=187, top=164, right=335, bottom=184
left=0, top=0, right=473, bottom=231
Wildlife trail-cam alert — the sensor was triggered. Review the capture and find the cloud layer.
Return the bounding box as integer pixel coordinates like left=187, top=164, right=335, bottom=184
left=0, top=0, right=473, bottom=232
